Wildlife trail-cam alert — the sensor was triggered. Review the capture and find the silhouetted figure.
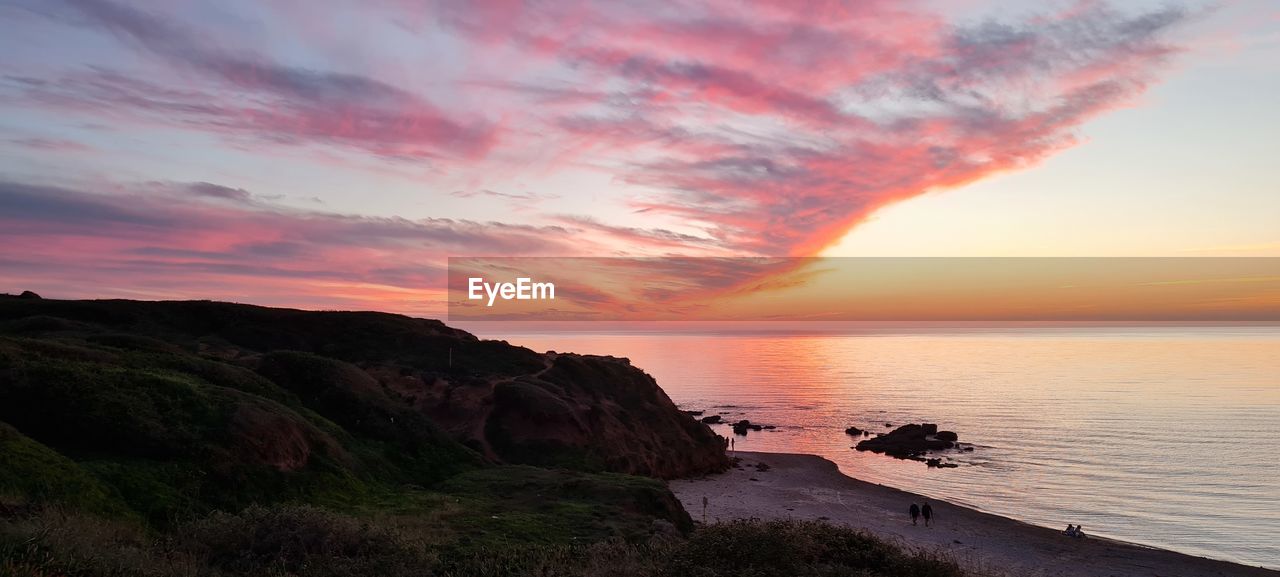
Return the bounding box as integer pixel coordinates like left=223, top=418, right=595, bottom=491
left=921, top=501, right=933, bottom=527
left=909, top=503, right=920, bottom=525
left=1063, top=524, right=1077, bottom=537
left=1074, top=525, right=1087, bottom=539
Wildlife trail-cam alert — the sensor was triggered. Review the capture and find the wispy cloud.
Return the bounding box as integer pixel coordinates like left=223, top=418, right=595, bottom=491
left=7, top=137, right=92, bottom=152
left=0, top=178, right=581, bottom=312
left=450, top=189, right=561, bottom=208
left=14, top=0, right=497, bottom=161
left=0, top=0, right=1202, bottom=312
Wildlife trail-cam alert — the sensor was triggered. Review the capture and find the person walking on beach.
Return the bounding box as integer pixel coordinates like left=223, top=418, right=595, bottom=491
left=921, top=501, right=934, bottom=527
left=909, top=503, right=920, bottom=525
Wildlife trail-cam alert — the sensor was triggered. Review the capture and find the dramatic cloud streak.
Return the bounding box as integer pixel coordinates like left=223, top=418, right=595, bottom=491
left=477, top=0, right=1192, bottom=254
left=0, top=0, right=1200, bottom=312
left=0, top=179, right=577, bottom=313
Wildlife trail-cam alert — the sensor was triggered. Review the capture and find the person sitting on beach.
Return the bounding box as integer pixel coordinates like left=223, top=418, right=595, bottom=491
left=1063, top=524, right=1077, bottom=537
left=921, top=501, right=933, bottom=527
left=909, top=503, right=920, bottom=525
left=1074, top=525, right=1087, bottom=539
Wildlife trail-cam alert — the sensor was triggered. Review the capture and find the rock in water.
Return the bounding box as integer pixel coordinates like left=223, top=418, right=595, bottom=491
left=732, top=419, right=765, bottom=435
left=855, top=423, right=963, bottom=461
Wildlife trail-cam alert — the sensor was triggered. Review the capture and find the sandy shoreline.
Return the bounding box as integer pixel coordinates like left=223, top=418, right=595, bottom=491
left=670, top=452, right=1277, bottom=577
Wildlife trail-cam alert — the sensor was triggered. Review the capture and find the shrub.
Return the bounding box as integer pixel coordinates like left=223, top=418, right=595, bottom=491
left=663, top=519, right=968, bottom=577
left=0, top=423, right=124, bottom=516
left=171, top=505, right=430, bottom=577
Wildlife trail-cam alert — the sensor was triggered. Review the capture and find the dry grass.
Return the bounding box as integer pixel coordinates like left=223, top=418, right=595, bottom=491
left=1, top=505, right=990, bottom=577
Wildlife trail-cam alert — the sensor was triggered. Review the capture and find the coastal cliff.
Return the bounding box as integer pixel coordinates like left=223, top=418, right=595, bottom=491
left=0, top=296, right=725, bottom=536
left=2, top=295, right=1158, bottom=577
left=0, top=297, right=727, bottom=482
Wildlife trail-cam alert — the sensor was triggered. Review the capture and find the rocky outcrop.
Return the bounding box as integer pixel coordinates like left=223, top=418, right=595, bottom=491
left=732, top=420, right=760, bottom=435
left=470, top=353, right=729, bottom=478
left=855, top=423, right=962, bottom=461
left=730, top=419, right=775, bottom=435
left=363, top=347, right=729, bottom=479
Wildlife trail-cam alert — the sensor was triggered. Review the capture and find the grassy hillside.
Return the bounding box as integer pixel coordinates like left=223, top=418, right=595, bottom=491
left=0, top=296, right=728, bottom=479
left=1, top=508, right=969, bottom=577
left=0, top=296, right=707, bottom=525
left=0, top=294, right=970, bottom=577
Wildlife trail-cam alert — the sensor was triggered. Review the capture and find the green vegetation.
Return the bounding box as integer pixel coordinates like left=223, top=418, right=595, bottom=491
left=1, top=508, right=970, bottom=577
left=0, top=298, right=692, bottom=537
left=0, top=296, right=976, bottom=576
left=666, top=519, right=967, bottom=577
left=0, top=424, right=125, bottom=517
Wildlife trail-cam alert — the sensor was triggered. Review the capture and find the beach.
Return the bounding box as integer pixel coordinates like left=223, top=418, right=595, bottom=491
left=670, top=452, right=1278, bottom=577
left=511, top=329, right=1280, bottom=566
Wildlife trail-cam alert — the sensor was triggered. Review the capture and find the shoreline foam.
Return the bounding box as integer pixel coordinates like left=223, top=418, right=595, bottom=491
left=670, top=451, right=1278, bottom=577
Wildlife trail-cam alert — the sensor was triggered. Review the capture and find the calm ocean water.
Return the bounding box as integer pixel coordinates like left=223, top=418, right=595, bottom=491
left=495, top=327, right=1280, bottom=569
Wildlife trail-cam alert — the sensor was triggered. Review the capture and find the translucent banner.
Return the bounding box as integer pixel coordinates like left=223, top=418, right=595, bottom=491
left=447, top=257, right=1280, bottom=322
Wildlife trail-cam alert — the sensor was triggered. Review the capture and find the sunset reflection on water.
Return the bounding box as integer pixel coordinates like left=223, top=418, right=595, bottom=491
left=495, top=327, right=1280, bottom=569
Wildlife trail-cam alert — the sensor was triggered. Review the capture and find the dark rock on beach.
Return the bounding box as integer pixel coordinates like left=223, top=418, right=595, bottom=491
left=845, top=426, right=863, bottom=436
left=701, top=415, right=722, bottom=424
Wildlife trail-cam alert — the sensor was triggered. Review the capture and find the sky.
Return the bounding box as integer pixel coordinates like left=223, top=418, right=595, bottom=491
left=0, top=0, right=1277, bottom=316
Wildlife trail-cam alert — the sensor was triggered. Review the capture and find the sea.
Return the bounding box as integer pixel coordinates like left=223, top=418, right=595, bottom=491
left=486, top=326, right=1280, bottom=569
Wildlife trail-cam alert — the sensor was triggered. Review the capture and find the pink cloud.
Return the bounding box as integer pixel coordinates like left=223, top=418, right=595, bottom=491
left=0, top=0, right=1198, bottom=311
left=24, top=0, right=498, bottom=161
left=7, top=137, right=93, bottom=152
left=0, top=179, right=581, bottom=311
left=473, top=0, right=1192, bottom=255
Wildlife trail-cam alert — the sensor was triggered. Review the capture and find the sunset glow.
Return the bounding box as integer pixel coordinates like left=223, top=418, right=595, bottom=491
left=2, top=0, right=1278, bottom=315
